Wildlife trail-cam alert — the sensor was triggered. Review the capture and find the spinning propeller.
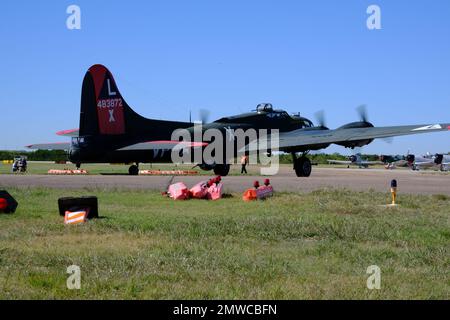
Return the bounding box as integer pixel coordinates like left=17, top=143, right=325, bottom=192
left=199, top=109, right=210, bottom=124
left=356, top=104, right=393, bottom=144
left=314, top=110, right=329, bottom=129
left=191, top=109, right=210, bottom=125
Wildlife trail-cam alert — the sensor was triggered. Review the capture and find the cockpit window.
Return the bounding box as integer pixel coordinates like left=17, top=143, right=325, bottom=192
left=256, top=103, right=273, bottom=113
left=71, top=137, right=86, bottom=147
left=266, top=111, right=288, bottom=119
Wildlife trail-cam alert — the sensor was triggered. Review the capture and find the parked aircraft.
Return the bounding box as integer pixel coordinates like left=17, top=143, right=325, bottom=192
left=379, top=154, right=408, bottom=169
left=327, top=154, right=383, bottom=168
left=407, top=153, right=450, bottom=171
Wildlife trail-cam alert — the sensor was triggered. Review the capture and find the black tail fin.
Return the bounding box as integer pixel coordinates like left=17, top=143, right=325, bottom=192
left=79, top=64, right=191, bottom=139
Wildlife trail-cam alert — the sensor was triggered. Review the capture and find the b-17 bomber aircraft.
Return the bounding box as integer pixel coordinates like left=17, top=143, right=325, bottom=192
left=28, top=64, right=450, bottom=177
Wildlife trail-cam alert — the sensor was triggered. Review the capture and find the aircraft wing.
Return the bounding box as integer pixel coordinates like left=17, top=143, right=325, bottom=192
left=414, top=160, right=433, bottom=165
left=26, top=140, right=207, bottom=152
left=26, top=129, right=78, bottom=150
left=244, top=123, right=450, bottom=152
left=327, top=160, right=351, bottom=164
left=394, top=160, right=408, bottom=167
left=360, top=161, right=384, bottom=165
left=117, top=140, right=208, bottom=151
left=26, top=142, right=71, bottom=151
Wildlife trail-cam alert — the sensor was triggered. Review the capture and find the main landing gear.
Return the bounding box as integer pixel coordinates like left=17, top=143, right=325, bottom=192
left=213, top=164, right=230, bottom=176
left=129, top=163, right=139, bottom=175
left=292, top=152, right=312, bottom=177
left=196, top=163, right=230, bottom=176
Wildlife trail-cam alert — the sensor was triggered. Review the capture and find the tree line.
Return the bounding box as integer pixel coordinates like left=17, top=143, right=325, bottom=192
left=0, top=150, right=67, bottom=161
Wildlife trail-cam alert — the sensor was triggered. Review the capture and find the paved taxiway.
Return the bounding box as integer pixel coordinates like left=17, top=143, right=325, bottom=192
left=1, top=167, right=449, bottom=195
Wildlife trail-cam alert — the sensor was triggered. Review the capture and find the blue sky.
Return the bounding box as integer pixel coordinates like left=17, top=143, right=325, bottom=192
left=1, top=0, right=449, bottom=155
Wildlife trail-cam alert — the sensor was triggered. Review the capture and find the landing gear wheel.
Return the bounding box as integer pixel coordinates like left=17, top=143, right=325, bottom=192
left=213, top=164, right=230, bottom=176
left=129, top=164, right=139, bottom=175
left=294, top=157, right=312, bottom=177
left=76, top=163, right=81, bottom=169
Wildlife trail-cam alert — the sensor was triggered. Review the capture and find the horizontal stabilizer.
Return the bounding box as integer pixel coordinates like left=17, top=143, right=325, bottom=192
left=56, top=128, right=79, bottom=137
left=118, top=140, right=208, bottom=151
left=26, top=142, right=71, bottom=151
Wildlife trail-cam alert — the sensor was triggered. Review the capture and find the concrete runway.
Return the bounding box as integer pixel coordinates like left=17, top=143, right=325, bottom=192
left=1, top=167, right=449, bottom=195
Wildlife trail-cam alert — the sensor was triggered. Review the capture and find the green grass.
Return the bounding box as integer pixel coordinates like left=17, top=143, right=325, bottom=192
left=0, top=187, right=449, bottom=299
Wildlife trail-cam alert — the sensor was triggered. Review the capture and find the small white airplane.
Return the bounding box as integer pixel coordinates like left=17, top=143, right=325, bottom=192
left=406, top=153, right=450, bottom=171
left=327, top=154, right=384, bottom=168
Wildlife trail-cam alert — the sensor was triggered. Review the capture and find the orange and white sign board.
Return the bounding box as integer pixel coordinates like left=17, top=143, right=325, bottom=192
left=48, top=169, right=88, bottom=175
left=64, top=210, right=87, bottom=225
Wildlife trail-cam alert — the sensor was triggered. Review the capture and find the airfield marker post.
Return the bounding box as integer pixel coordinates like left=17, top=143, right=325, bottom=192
left=390, top=179, right=398, bottom=205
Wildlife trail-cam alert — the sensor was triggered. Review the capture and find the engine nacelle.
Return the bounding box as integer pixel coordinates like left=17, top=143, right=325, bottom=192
left=335, top=121, right=374, bottom=148
left=336, top=139, right=374, bottom=148
left=434, top=154, right=444, bottom=165
left=406, top=154, right=415, bottom=164
left=198, top=163, right=215, bottom=171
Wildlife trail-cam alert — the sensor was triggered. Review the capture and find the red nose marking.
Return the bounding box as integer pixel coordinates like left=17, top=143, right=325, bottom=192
left=447, top=125, right=450, bottom=130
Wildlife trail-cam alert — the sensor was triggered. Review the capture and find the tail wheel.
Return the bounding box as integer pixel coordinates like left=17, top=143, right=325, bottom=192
left=129, top=165, right=139, bottom=175
left=294, top=157, right=312, bottom=177
left=213, top=164, right=230, bottom=176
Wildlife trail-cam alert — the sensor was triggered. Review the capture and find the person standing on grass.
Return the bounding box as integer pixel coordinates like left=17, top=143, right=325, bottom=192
left=241, top=154, right=249, bottom=174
